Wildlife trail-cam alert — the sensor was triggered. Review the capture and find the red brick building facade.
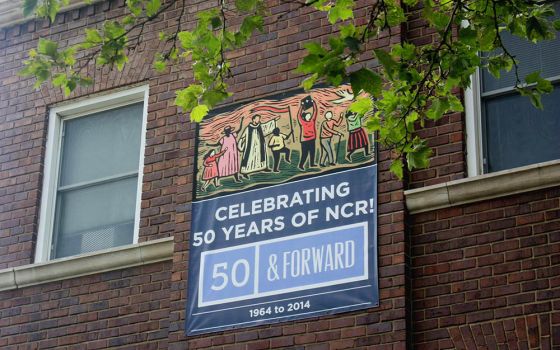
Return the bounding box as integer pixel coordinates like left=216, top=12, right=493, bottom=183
left=0, top=0, right=558, bottom=349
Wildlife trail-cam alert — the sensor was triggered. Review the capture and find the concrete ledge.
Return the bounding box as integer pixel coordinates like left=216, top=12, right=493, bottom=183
left=0, top=237, right=173, bottom=292
left=405, top=160, right=560, bottom=214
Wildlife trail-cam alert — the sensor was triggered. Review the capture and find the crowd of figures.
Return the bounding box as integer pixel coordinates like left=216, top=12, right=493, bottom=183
left=200, top=95, right=371, bottom=192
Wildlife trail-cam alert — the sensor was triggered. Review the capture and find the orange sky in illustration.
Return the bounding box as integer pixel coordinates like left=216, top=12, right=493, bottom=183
left=199, top=85, right=355, bottom=143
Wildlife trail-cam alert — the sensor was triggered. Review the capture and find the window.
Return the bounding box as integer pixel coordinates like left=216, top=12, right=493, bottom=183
left=466, top=6, right=560, bottom=175
left=36, top=86, right=148, bottom=262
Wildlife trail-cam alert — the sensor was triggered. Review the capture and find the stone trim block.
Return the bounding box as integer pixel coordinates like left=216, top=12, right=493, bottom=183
left=405, top=160, right=560, bottom=213
left=0, top=237, right=174, bottom=291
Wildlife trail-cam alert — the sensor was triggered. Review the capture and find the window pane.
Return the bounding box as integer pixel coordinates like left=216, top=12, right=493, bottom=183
left=483, top=87, right=560, bottom=172
left=59, top=102, right=143, bottom=187
left=52, top=176, right=137, bottom=259
left=482, top=3, right=560, bottom=93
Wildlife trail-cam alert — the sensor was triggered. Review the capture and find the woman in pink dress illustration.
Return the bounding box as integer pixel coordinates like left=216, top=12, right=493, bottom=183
left=207, top=118, right=244, bottom=183
left=201, top=149, right=226, bottom=192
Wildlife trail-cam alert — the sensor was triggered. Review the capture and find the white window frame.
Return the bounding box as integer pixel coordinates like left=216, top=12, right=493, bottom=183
left=466, top=70, right=560, bottom=177
left=35, top=85, right=149, bottom=263
left=464, top=70, right=484, bottom=177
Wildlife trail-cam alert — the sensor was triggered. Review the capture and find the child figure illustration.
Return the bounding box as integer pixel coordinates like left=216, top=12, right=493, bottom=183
left=268, top=127, right=292, bottom=172
left=201, top=149, right=226, bottom=192
left=345, top=110, right=370, bottom=161
left=319, top=111, right=343, bottom=166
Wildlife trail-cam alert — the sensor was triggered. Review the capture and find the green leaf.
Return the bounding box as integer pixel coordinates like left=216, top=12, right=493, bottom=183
left=127, top=0, right=142, bottom=16
left=487, top=55, right=514, bottom=79
left=202, top=89, right=230, bottom=107
left=47, top=0, right=61, bottom=22
left=81, top=29, right=103, bottom=49
left=178, top=31, right=194, bottom=48
left=64, top=79, right=76, bottom=96
left=63, top=47, right=77, bottom=65
left=350, top=68, right=382, bottom=97
left=448, top=94, right=464, bottom=112
left=406, top=143, right=432, bottom=170
left=86, top=28, right=103, bottom=44
left=405, top=111, right=419, bottom=130
left=104, top=21, right=126, bottom=39
left=340, top=23, right=356, bottom=38
left=235, top=0, right=257, bottom=11
left=296, top=54, right=322, bottom=74
left=458, top=27, right=477, bottom=45
left=145, top=0, right=161, bottom=17
left=33, top=68, right=50, bottom=88
left=52, top=73, right=66, bottom=87
left=374, top=49, right=397, bottom=79
left=240, top=15, right=264, bottom=37
left=23, top=0, right=38, bottom=17
left=349, top=97, right=373, bottom=115
left=519, top=87, right=544, bottom=110
left=304, top=42, right=326, bottom=55
left=392, top=43, right=416, bottom=60
left=526, top=16, right=549, bottom=41
left=191, top=104, right=209, bottom=122
left=487, top=57, right=502, bottom=79
left=302, top=73, right=318, bottom=90
left=210, top=16, right=222, bottom=29
left=153, top=60, right=166, bottom=72
left=525, top=71, right=541, bottom=84
left=553, top=19, right=560, bottom=31
left=526, top=71, right=553, bottom=93
left=175, top=84, right=204, bottom=111
left=390, top=159, right=404, bottom=179
left=78, top=77, right=93, bottom=86
left=115, top=54, right=128, bottom=71
left=344, top=37, right=361, bottom=52
left=537, top=78, right=553, bottom=93
left=478, top=28, right=496, bottom=51
left=365, top=114, right=381, bottom=131
left=37, top=38, right=58, bottom=57
left=328, top=36, right=345, bottom=52
left=529, top=93, right=543, bottom=109
left=328, top=0, right=354, bottom=24
left=426, top=98, right=450, bottom=120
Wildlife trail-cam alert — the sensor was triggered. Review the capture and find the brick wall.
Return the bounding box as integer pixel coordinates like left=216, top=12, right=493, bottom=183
left=0, top=0, right=409, bottom=348
left=168, top=1, right=408, bottom=348
left=0, top=261, right=171, bottom=349
left=0, top=0, right=180, bottom=268
left=411, top=187, right=560, bottom=349
left=2, top=0, right=558, bottom=348
left=170, top=148, right=407, bottom=350
left=405, top=3, right=466, bottom=189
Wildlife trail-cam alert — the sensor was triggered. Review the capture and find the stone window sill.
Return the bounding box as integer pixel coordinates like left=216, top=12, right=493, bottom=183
left=405, top=160, right=560, bottom=214
left=0, top=237, right=173, bottom=292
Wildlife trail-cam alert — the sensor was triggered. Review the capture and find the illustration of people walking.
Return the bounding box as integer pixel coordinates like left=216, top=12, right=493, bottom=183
left=201, top=149, right=226, bottom=191
left=319, top=111, right=343, bottom=166
left=206, top=118, right=244, bottom=183
left=268, top=127, right=292, bottom=172
left=297, top=95, right=318, bottom=170
left=345, top=110, right=370, bottom=161
left=238, top=115, right=277, bottom=178
left=195, top=86, right=375, bottom=199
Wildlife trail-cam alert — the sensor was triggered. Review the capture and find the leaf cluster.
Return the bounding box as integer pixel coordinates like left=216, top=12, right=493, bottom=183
left=173, top=0, right=266, bottom=121
left=19, top=38, right=91, bottom=95
left=296, top=0, right=559, bottom=177
left=19, top=0, right=560, bottom=177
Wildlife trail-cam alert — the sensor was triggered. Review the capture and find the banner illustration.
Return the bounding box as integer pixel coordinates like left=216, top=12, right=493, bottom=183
left=187, top=86, right=378, bottom=335
left=195, top=85, right=375, bottom=199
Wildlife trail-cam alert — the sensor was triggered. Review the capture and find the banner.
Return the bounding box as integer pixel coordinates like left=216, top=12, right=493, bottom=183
left=187, top=86, right=378, bottom=335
